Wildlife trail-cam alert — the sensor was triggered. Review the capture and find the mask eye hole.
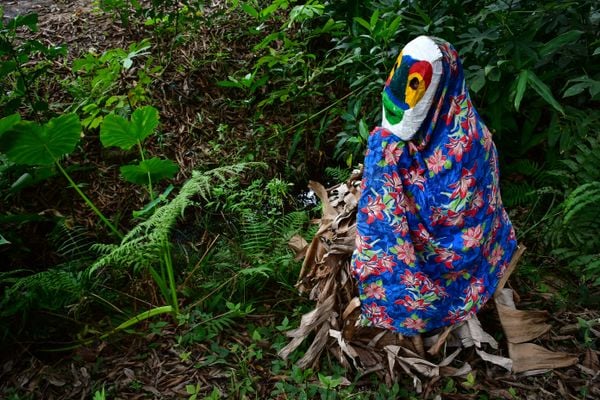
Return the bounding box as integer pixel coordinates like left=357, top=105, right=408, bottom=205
left=409, top=77, right=420, bottom=90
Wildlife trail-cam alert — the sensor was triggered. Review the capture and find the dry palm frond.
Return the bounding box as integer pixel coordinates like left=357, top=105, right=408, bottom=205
left=280, top=170, right=579, bottom=392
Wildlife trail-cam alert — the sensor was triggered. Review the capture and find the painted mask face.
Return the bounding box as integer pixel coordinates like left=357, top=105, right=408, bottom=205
left=381, top=36, right=443, bottom=140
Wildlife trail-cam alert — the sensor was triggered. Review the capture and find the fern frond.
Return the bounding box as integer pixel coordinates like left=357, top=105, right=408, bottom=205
left=325, top=167, right=352, bottom=183
left=503, top=159, right=542, bottom=177
left=50, top=221, right=95, bottom=259
left=241, top=214, right=273, bottom=255
left=277, top=211, right=310, bottom=240
left=89, top=163, right=265, bottom=275
left=563, top=181, right=600, bottom=225
left=0, top=268, right=83, bottom=317
left=501, top=181, right=535, bottom=207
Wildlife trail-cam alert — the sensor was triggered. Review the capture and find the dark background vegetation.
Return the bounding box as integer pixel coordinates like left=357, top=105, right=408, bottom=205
left=0, top=0, right=598, bottom=398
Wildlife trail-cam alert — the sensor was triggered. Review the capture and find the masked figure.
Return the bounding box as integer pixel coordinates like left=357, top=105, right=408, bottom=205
left=352, top=36, right=517, bottom=335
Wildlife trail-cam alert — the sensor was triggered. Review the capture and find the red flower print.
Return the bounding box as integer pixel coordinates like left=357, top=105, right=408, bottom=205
left=429, top=206, right=446, bottom=226
left=404, top=194, right=418, bottom=214
left=401, top=164, right=426, bottom=190
left=363, top=282, right=386, bottom=300
left=377, top=127, right=393, bottom=138
left=383, top=141, right=403, bottom=165
left=382, top=171, right=402, bottom=188
left=363, top=302, right=387, bottom=317
left=442, top=210, right=465, bottom=227
left=355, top=234, right=373, bottom=253
left=449, top=163, right=477, bottom=199
left=392, top=216, right=409, bottom=235
left=401, top=316, right=427, bottom=331
left=442, top=269, right=470, bottom=283
left=444, top=94, right=466, bottom=125
left=496, top=261, right=509, bottom=278
left=443, top=308, right=468, bottom=324
left=361, top=195, right=386, bottom=224
left=420, top=278, right=449, bottom=298
left=469, top=189, right=485, bottom=212
left=434, top=246, right=461, bottom=268
left=411, top=223, right=431, bottom=252
left=488, top=244, right=504, bottom=267
left=363, top=302, right=395, bottom=330
left=460, top=100, right=479, bottom=139
left=395, top=295, right=429, bottom=311
left=426, top=148, right=447, bottom=174
left=356, top=254, right=396, bottom=280
left=445, top=135, right=472, bottom=162
left=508, top=227, right=516, bottom=241
left=393, top=241, right=416, bottom=265
left=369, top=314, right=395, bottom=330
left=462, top=224, right=483, bottom=249
left=441, top=43, right=459, bottom=75
left=464, top=277, right=485, bottom=303
left=400, top=269, right=424, bottom=287
left=377, top=254, right=397, bottom=274
left=481, top=126, right=493, bottom=151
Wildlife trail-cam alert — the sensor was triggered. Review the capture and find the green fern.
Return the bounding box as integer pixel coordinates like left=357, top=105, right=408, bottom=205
left=501, top=181, right=536, bottom=207
left=324, top=166, right=352, bottom=183
left=89, top=163, right=264, bottom=274
left=544, top=137, right=600, bottom=284
left=0, top=267, right=84, bottom=318
left=50, top=220, right=95, bottom=259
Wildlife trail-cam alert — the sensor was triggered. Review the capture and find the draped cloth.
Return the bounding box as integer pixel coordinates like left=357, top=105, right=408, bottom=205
left=351, top=36, right=517, bottom=336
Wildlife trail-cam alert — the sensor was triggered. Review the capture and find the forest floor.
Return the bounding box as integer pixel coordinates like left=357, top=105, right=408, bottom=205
left=0, top=1, right=599, bottom=399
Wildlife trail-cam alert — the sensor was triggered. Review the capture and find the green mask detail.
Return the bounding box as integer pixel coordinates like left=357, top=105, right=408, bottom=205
left=382, top=91, right=404, bottom=125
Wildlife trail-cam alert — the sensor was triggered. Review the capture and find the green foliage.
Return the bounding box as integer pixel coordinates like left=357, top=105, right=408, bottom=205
left=100, top=106, right=159, bottom=149
left=120, top=157, right=178, bottom=185
left=0, top=114, right=80, bottom=165
left=69, top=40, right=157, bottom=128
left=0, top=12, right=66, bottom=117
left=100, top=106, right=178, bottom=187
left=0, top=113, right=122, bottom=237
left=89, top=163, right=262, bottom=274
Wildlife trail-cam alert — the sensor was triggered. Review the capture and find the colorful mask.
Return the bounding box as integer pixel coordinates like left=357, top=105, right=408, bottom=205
left=351, top=36, right=517, bottom=335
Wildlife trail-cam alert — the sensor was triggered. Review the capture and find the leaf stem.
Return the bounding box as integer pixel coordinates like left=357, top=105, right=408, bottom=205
left=162, top=240, right=179, bottom=315
left=55, top=160, right=124, bottom=239
left=137, top=140, right=155, bottom=202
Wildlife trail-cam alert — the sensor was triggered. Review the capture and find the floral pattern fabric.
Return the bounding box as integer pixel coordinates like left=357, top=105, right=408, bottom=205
left=351, top=38, right=517, bottom=335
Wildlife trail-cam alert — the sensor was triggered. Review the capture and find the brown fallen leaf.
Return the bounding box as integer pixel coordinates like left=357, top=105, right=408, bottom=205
left=508, top=342, right=578, bottom=373
left=288, top=234, right=308, bottom=260
left=495, top=289, right=552, bottom=343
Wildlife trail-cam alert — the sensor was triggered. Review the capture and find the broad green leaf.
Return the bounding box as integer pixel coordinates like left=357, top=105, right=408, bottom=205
left=387, top=15, right=402, bottom=36
left=514, top=70, right=528, bottom=111
left=131, top=106, right=159, bottom=141
left=0, top=114, right=21, bottom=137
left=0, top=114, right=80, bottom=165
left=100, top=106, right=159, bottom=150
left=120, top=157, right=178, bottom=185
left=241, top=3, right=258, bottom=18
left=469, top=68, right=485, bottom=93
left=546, top=112, right=560, bottom=148
left=0, top=60, right=17, bottom=78
left=539, top=30, right=583, bottom=59
left=100, top=114, right=134, bottom=149
left=527, top=71, right=565, bottom=114
left=0, top=234, right=10, bottom=245
left=563, top=82, right=588, bottom=98
left=8, top=13, right=38, bottom=31
left=353, top=17, right=371, bottom=31
left=369, top=9, right=380, bottom=30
